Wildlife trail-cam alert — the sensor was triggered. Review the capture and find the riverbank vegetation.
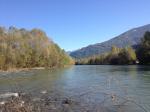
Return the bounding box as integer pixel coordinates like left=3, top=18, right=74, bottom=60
left=76, top=46, right=137, bottom=65
left=76, top=31, right=150, bottom=65
left=136, top=31, right=150, bottom=65
left=0, top=26, right=74, bottom=70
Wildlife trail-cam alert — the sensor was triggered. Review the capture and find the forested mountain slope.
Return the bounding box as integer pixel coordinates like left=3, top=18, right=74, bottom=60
left=70, top=24, right=150, bottom=58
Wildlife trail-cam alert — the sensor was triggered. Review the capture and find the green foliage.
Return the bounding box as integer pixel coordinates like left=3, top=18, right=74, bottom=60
left=76, top=46, right=137, bottom=65
left=136, top=31, right=150, bottom=64
left=0, top=26, right=74, bottom=70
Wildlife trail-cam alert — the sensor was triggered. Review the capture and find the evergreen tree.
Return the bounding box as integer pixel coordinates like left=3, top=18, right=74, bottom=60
left=137, top=31, right=150, bottom=64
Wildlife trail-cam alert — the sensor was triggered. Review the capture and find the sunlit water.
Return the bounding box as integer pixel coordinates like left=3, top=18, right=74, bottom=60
left=0, top=65, right=150, bottom=112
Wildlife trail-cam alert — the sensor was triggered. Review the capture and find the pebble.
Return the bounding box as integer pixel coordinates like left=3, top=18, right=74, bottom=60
left=41, top=90, right=47, bottom=94
left=0, top=101, right=5, bottom=105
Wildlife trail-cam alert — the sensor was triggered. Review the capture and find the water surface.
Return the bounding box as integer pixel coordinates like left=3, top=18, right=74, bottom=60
left=0, top=65, right=150, bottom=112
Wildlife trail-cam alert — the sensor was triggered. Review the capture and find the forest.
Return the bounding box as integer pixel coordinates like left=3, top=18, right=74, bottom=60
left=76, top=31, right=150, bottom=65
left=0, top=26, right=149, bottom=70
left=0, top=26, right=74, bottom=70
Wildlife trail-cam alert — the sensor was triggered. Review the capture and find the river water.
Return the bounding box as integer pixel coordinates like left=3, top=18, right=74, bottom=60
left=0, top=65, right=150, bottom=112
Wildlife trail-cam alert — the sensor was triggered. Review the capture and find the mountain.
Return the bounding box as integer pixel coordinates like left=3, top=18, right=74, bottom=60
left=70, top=24, right=150, bottom=58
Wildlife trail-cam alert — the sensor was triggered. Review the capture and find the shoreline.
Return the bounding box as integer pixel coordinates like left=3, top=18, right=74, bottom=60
left=0, top=67, right=45, bottom=73
left=0, top=65, right=74, bottom=73
left=0, top=91, right=147, bottom=112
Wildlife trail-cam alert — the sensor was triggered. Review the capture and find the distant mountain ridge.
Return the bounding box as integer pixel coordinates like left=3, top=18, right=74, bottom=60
left=70, top=24, right=150, bottom=58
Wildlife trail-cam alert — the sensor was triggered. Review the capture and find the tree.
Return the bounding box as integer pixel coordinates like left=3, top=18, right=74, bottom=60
left=136, top=31, right=150, bottom=64
left=75, top=46, right=137, bottom=65
left=0, top=26, right=74, bottom=70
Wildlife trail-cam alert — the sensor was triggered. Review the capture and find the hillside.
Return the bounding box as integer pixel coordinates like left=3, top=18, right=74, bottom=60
left=70, top=24, right=150, bottom=58
left=0, top=26, right=74, bottom=70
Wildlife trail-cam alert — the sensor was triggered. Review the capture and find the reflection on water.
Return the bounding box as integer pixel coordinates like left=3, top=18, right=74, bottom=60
left=0, top=65, right=150, bottom=112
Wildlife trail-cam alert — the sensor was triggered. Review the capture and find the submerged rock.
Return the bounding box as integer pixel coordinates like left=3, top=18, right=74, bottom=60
left=0, top=101, right=5, bottom=105
left=40, top=90, right=47, bottom=94
left=0, top=92, right=19, bottom=98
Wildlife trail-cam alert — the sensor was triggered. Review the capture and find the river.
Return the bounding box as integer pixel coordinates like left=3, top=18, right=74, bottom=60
left=0, top=65, right=150, bottom=112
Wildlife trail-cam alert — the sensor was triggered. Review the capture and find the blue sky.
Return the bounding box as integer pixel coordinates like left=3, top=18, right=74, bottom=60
left=0, top=0, right=150, bottom=51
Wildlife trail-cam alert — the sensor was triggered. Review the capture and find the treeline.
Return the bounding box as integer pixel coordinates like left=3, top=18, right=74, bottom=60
left=0, top=26, right=74, bottom=70
left=76, top=46, right=137, bottom=65
left=76, top=31, right=150, bottom=65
